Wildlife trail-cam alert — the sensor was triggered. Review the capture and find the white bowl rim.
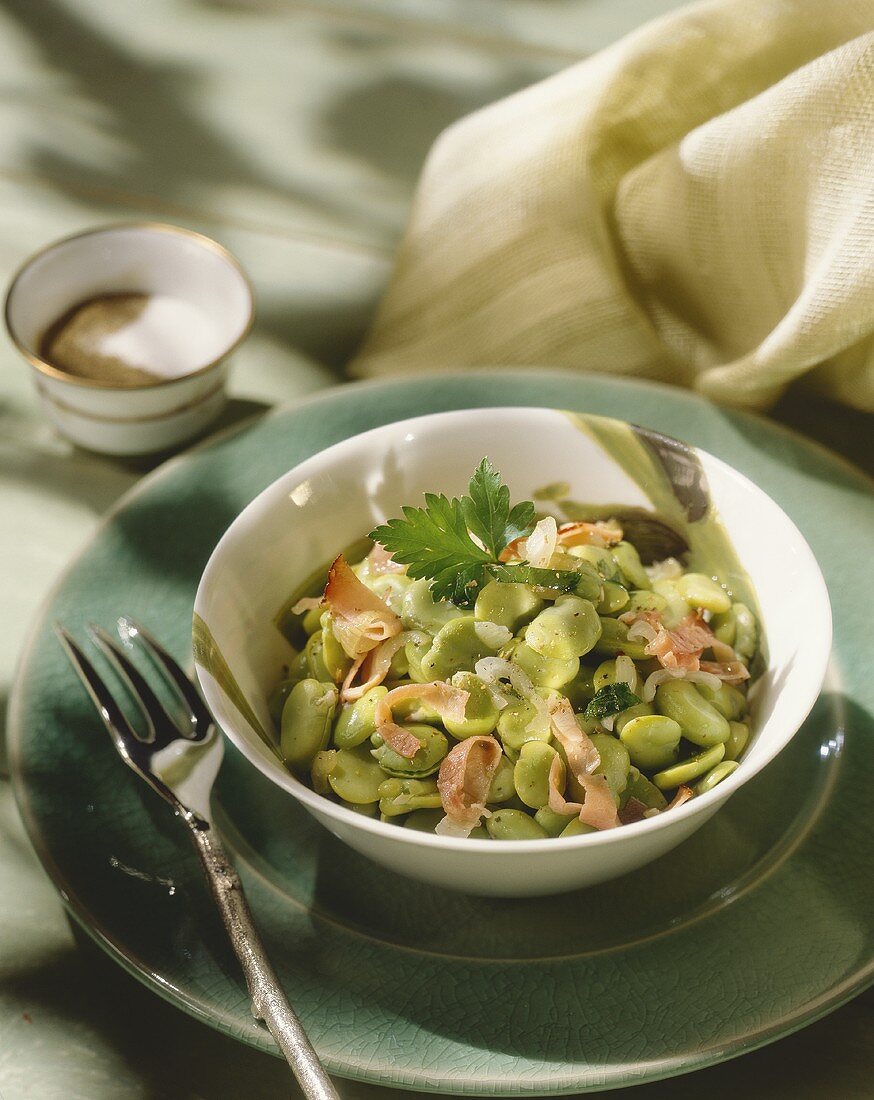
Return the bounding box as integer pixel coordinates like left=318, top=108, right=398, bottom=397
left=194, top=406, right=833, bottom=855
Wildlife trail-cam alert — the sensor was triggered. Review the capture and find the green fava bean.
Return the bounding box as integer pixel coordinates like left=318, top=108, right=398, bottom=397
left=589, top=733, right=631, bottom=800
left=403, top=808, right=445, bottom=832
left=371, top=723, right=448, bottom=778
left=613, top=702, right=654, bottom=734
left=475, top=580, right=544, bottom=632
left=675, top=572, right=732, bottom=614
left=564, top=667, right=596, bottom=710
left=619, top=714, right=682, bottom=771
left=710, top=609, right=736, bottom=647
left=559, top=817, right=597, bottom=837
left=496, top=696, right=551, bottom=754
left=534, top=806, right=575, bottom=837
left=304, top=631, right=333, bottom=683
left=281, top=678, right=337, bottom=770
left=571, top=560, right=603, bottom=602
left=268, top=675, right=299, bottom=727
left=348, top=800, right=379, bottom=817
left=513, top=741, right=561, bottom=809
left=592, top=617, right=648, bottom=659
left=310, top=749, right=337, bottom=794
left=443, top=672, right=499, bottom=738
left=568, top=544, right=618, bottom=581
left=621, top=766, right=668, bottom=812
left=724, top=720, right=750, bottom=761
left=320, top=617, right=352, bottom=682
left=401, top=578, right=464, bottom=634
left=487, top=754, right=516, bottom=803
left=611, top=541, right=651, bottom=590
left=624, top=589, right=668, bottom=616
left=653, top=742, right=726, bottom=790
left=655, top=680, right=730, bottom=747
left=597, top=581, right=630, bottom=615
left=486, top=808, right=549, bottom=840
left=333, top=686, right=388, bottom=749
left=366, top=573, right=412, bottom=614
left=731, top=603, right=758, bottom=661
left=695, top=759, right=740, bottom=794
left=420, top=616, right=502, bottom=681
left=696, top=682, right=746, bottom=720
left=593, top=657, right=641, bottom=694
left=301, top=605, right=323, bottom=636
left=510, top=640, right=579, bottom=689
left=328, top=745, right=386, bottom=804
left=524, top=595, right=602, bottom=660
left=377, top=777, right=442, bottom=817
left=404, top=634, right=433, bottom=684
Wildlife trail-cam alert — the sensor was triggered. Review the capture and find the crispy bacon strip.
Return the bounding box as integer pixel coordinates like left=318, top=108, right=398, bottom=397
left=548, top=698, right=619, bottom=830
left=699, top=659, right=751, bottom=683
left=367, top=542, right=406, bottom=575
left=622, top=609, right=715, bottom=673
left=324, top=554, right=401, bottom=660
left=375, top=681, right=470, bottom=759
left=667, top=785, right=695, bottom=811
left=618, top=797, right=649, bottom=825
left=341, top=634, right=404, bottom=702
left=556, top=520, right=623, bottom=548
left=547, top=754, right=582, bottom=816
left=436, top=735, right=502, bottom=835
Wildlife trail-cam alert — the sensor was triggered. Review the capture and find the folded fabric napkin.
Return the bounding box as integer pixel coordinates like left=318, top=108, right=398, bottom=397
left=350, top=0, right=874, bottom=411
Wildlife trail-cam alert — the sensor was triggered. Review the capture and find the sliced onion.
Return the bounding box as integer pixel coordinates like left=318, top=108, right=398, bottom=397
left=525, top=516, right=558, bottom=569
left=627, top=619, right=658, bottom=643
left=642, top=667, right=722, bottom=702
left=291, top=595, right=324, bottom=614
left=615, top=655, right=638, bottom=689
left=473, top=621, right=513, bottom=650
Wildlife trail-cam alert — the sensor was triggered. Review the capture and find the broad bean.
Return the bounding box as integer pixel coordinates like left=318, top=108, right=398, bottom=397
left=443, top=672, right=499, bottom=738
left=675, top=572, right=732, bottom=614
left=589, top=733, right=631, bottom=800
left=486, top=808, right=549, bottom=840
left=534, top=806, right=574, bottom=837
left=513, top=741, right=562, bottom=809
left=403, top=808, right=445, bottom=832
left=303, top=631, right=333, bottom=682
left=695, top=759, right=740, bottom=794
left=327, top=744, right=386, bottom=803
left=559, top=817, right=596, bottom=837
left=592, top=617, right=648, bottom=659
left=401, top=578, right=464, bottom=634
left=597, top=581, right=630, bottom=615
left=724, top=720, right=750, bottom=761
left=624, top=589, right=668, bottom=617
left=524, top=595, right=602, bottom=660
left=509, top=640, right=579, bottom=690
left=655, top=680, right=730, bottom=747
left=696, top=682, right=746, bottom=721
left=420, top=616, right=502, bottom=681
left=487, top=754, right=516, bottom=803
left=496, top=696, right=552, bottom=755
left=371, top=723, right=448, bottom=778
left=281, top=678, right=337, bottom=770
left=621, top=766, right=667, bottom=811
left=652, top=742, right=726, bottom=790
left=611, top=541, right=651, bottom=590
left=475, top=580, right=543, bottom=632
left=333, top=686, right=388, bottom=749
left=377, top=777, right=442, bottom=816
left=619, top=713, right=682, bottom=771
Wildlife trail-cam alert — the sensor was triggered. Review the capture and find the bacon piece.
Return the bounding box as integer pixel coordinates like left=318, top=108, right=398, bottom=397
left=340, top=630, right=431, bottom=702
left=323, top=554, right=402, bottom=660
left=699, top=659, right=750, bottom=683
left=667, top=785, right=695, bottom=811
left=436, top=735, right=502, bottom=835
left=618, top=797, right=649, bottom=825
left=367, top=542, right=406, bottom=575
left=547, top=754, right=582, bottom=816
left=375, top=681, right=470, bottom=759
left=548, top=697, right=619, bottom=830
left=556, top=520, right=623, bottom=548
left=622, top=609, right=714, bottom=673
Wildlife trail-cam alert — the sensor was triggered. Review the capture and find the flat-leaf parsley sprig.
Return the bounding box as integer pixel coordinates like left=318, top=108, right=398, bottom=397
left=369, top=459, right=580, bottom=608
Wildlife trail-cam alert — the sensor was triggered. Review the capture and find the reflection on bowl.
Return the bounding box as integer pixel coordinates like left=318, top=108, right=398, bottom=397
left=194, top=407, right=831, bottom=896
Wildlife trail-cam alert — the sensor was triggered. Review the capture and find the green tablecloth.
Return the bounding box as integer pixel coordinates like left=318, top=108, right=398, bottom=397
left=0, top=2, right=870, bottom=1096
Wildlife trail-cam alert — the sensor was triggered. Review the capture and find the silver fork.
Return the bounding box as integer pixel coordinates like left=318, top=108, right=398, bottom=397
left=56, top=616, right=340, bottom=1100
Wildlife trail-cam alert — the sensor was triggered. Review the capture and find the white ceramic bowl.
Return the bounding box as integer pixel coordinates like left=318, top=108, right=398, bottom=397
left=193, top=407, right=831, bottom=896
left=4, top=223, right=253, bottom=456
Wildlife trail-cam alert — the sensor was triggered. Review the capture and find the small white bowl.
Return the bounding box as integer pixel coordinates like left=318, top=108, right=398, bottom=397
left=193, top=407, right=831, bottom=896
left=4, top=223, right=253, bottom=456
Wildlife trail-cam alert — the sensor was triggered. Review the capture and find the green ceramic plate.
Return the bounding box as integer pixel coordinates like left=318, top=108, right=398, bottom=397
left=9, top=372, right=874, bottom=1095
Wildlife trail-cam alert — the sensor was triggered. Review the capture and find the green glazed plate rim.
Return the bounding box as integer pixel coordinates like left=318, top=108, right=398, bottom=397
left=8, top=371, right=874, bottom=1095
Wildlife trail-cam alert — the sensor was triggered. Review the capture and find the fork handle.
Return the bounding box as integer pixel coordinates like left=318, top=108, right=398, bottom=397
left=188, top=823, right=341, bottom=1100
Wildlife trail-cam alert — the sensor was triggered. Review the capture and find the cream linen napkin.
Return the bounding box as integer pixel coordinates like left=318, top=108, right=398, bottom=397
left=350, top=0, right=874, bottom=411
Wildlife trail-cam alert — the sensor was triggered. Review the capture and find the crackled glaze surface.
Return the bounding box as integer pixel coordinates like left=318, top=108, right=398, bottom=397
left=9, top=373, right=874, bottom=1093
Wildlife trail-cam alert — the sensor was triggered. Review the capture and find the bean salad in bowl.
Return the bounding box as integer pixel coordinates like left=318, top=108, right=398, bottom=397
left=273, top=459, right=760, bottom=842
left=194, top=407, right=828, bottom=895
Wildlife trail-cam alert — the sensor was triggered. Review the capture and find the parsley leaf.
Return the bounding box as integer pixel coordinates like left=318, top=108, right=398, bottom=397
left=369, top=460, right=581, bottom=608
left=462, top=458, right=535, bottom=559
left=584, top=683, right=641, bottom=720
